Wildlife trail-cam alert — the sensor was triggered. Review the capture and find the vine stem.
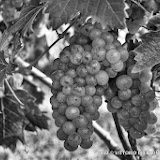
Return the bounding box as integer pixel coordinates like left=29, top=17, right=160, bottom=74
left=15, top=56, right=129, bottom=160
left=28, top=13, right=81, bottom=68
left=4, top=79, right=24, bottom=106
left=112, top=113, right=137, bottom=160
left=1, top=98, right=5, bottom=138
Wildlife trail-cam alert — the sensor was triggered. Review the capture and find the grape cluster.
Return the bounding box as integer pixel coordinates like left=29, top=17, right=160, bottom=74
left=106, top=52, right=159, bottom=139
left=50, top=20, right=129, bottom=151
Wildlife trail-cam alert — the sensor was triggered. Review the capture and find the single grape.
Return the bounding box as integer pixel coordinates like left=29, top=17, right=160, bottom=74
left=85, top=104, right=98, bottom=115
left=81, top=23, right=94, bottom=36
left=111, top=96, right=122, bottom=109
left=66, top=69, right=77, bottom=78
left=55, top=115, right=67, bottom=127
left=91, top=46, right=106, bottom=61
left=58, top=103, right=68, bottom=115
left=82, top=51, right=92, bottom=64
left=75, top=77, right=86, bottom=86
left=140, top=102, right=150, bottom=111
left=131, top=94, right=142, bottom=106
left=64, top=140, right=78, bottom=151
left=92, top=111, right=100, bottom=120
left=143, top=90, right=155, bottom=103
left=104, top=86, right=116, bottom=101
left=86, top=60, right=101, bottom=75
left=111, top=60, right=124, bottom=72
left=76, top=65, right=88, bottom=77
left=72, top=84, right=85, bottom=97
left=139, top=82, right=151, bottom=93
left=59, top=62, right=68, bottom=72
left=62, top=121, right=76, bottom=135
left=113, top=40, right=121, bottom=47
left=116, top=75, right=133, bottom=90
left=81, top=95, right=93, bottom=107
left=147, top=112, right=158, bottom=124
left=129, top=117, right=139, bottom=126
left=149, top=98, right=159, bottom=111
left=95, top=70, right=109, bottom=86
left=51, top=70, right=64, bottom=81
left=106, top=48, right=121, bottom=64
left=96, top=86, right=105, bottom=96
left=105, top=43, right=116, bottom=51
left=139, top=111, right=150, bottom=122
left=129, top=106, right=141, bottom=117
left=62, top=86, right=72, bottom=95
left=71, top=44, right=84, bottom=54
left=59, top=49, right=71, bottom=63
left=102, top=59, right=110, bottom=67
left=139, top=69, right=152, bottom=83
left=144, top=124, right=157, bottom=135
left=117, top=109, right=130, bottom=120
left=60, top=76, right=74, bottom=87
left=92, top=38, right=106, bottom=47
left=129, top=127, right=144, bottom=139
left=134, top=120, right=147, bottom=131
left=65, top=106, right=80, bottom=120
left=93, top=95, right=102, bottom=107
left=80, top=138, right=93, bottom=149
left=85, top=85, right=96, bottom=96
left=67, top=132, right=82, bottom=147
left=76, top=35, right=89, bottom=45
left=118, top=89, right=132, bottom=101
left=66, top=94, right=81, bottom=107
left=117, top=46, right=129, bottom=62
left=101, top=32, right=114, bottom=44
left=70, top=52, right=83, bottom=65
left=56, top=92, right=66, bottom=103
left=77, top=127, right=93, bottom=139
left=105, top=67, right=118, bottom=78
left=72, top=115, right=88, bottom=128
left=56, top=127, right=68, bottom=140
left=52, top=80, right=62, bottom=90
left=85, top=75, right=97, bottom=86
left=107, top=102, right=119, bottom=113
left=89, top=28, right=102, bottom=40
left=83, top=112, right=93, bottom=122
left=122, top=100, right=133, bottom=111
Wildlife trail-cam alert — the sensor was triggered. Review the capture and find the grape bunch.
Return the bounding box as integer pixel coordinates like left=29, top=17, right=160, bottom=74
left=106, top=52, right=159, bottom=139
left=50, top=20, right=129, bottom=151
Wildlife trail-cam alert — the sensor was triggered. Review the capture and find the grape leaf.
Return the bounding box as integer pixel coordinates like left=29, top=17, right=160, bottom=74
left=0, top=4, right=45, bottom=51
left=41, top=0, right=126, bottom=30
left=132, top=31, right=160, bottom=73
left=147, top=14, right=160, bottom=31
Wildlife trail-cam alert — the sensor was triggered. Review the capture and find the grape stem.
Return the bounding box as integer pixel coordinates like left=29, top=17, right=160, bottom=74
left=15, top=56, right=132, bottom=160
left=112, top=113, right=137, bottom=160
left=128, top=134, right=142, bottom=160
left=4, top=79, right=24, bottom=106
left=28, top=12, right=81, bottom=68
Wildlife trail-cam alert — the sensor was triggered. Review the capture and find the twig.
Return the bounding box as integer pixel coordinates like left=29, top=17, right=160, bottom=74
left=130, top=0, right=150, bottom=14
left=1, top=98, right=5, bottom=137
left=15, top=56, right=126, bottom=159
left=4, top=79, right=24, bottom=106
left=128, top=134, right=142, bottom=160
left=28, top=13, right=81, bottom=68
left=112, top=113, right=136, bottom=160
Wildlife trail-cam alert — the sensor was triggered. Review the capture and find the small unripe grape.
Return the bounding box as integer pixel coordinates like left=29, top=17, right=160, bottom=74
left=66, top=69, right=77, bottom=78
left=59, top=49, right=71, bottom=63
left=66, top=94, right=81, bottom=107
left=60, top=76, right=74, bottom=87
left=86, top=60, right=101, bottom=75
left=72, top=115, right=88, bottom=128
left=92, top=38, right=106, bottom=47
left=56, top=128, right=68, bottom=140
left=107, top=102, right=119, bottom=113
left=143, top=90, right=155, bottom=103
left=105, top=67, right=118, bottom=78
left=93, top=95, right=102, bottom=107
left=144, top=124, right=157, bottom=135
left=131, top=94, right=142, bottom=106
left=102, top=59, right=110, bottom=67
left=59, top=62, right=68, bottom=72
left=116, top=75, right=133, bottom=90
left=96, top=86, right=105, bottom=96
left=92, top=111, right=100, bottom=120
left=89, top=28, right=101, bottom=40
left=64, top=140, right=78, bottom=151
left=91, top=46, right=106, bottom=61
left=85, top=104, right=98, bottom=115
left=56, top=92, right=66, bottom=103
left=140, top=102, right=150, bottom=111
left=67, top=132, right=82, bottom=147
left=81, top=95, right=93, bottom=107
left=113, top=40, right=121, bottom=47
left=82, top=51, right=92, bottom=64
left=95, top=70, right=109, bottom=86
left=118, top=89, right=132, bottom=101
left=55, top=115, right=67, bottom=127
left=81, top=23, right=94, bottom=36
left=111, top=96, right=122, bottom=109
left=76, top=65, right=88, bottom=77
left=62, top=86, right=72, bottom=95
left=101, top=32, right=114, bottom=44
left=129, top=106, right=141, bottom=117
left=106, top=48, right=121, bottom=64
left=149, top=98, right=159, bottom=111
left=62, top=121, right=76, bottom=135
left=65, top=106, right=80, bottom=120
left=85, top=85, right=96, bottom=96
left=80, top=138, right=93, bottom=149
left=111, top=60, right=124, bottom=72
left=147, top=112, right=158, bottom=124
left=129, top=128, right=144, bottom=139
left=72, top=84, right=85, bottom=97
left=85, top=75, right=97, bottom=86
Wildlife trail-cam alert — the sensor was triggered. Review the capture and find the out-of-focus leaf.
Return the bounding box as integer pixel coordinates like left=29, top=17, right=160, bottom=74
left=0, top=4, right=45, bottom=51
left=132, top=31, right=160, bottom=73
left=0, top=97, right=25, bottom=148
left=147, top=14, right=160, bottom=31
left=41, top=0, right=126, bottom=30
